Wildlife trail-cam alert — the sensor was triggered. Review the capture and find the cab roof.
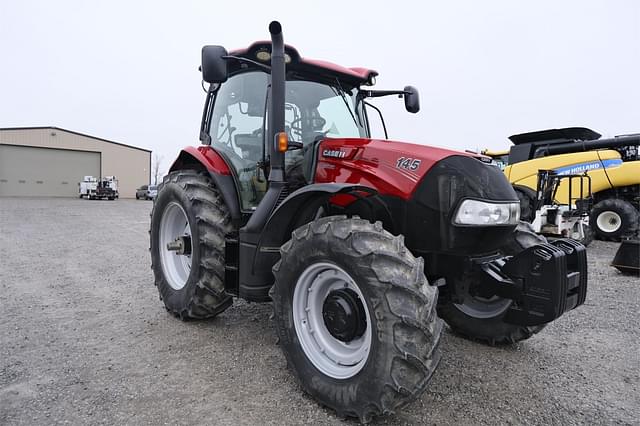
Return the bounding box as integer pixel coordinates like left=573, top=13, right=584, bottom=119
left=229, top=41, right=378, bottom=88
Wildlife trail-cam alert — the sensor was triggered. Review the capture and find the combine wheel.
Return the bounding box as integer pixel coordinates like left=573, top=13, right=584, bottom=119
left=590, top=198, right=639, bottom=241
left=150, top=170, right=233, bottom=319
left=271, top=216, right=441, bottom=423
left=514, top=186, right=535, bottom=223
left=437, top=221, right=547, bottom=345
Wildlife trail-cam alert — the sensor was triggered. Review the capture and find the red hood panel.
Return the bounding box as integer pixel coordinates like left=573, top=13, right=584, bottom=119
left=314, top=138, right=476, bottom=200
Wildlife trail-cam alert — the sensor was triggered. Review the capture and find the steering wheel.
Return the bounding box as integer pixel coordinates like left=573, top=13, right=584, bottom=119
left=288, top=116, right=327, bottom=144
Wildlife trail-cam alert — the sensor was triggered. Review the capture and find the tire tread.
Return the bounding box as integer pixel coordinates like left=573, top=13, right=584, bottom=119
left=272, top=216, right=441, bottom=423
left=151, top=170, right=232, bottom=320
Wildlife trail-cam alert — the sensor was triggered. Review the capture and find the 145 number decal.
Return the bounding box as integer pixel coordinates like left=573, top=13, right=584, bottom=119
left=396, top=157, right=421, bottom=171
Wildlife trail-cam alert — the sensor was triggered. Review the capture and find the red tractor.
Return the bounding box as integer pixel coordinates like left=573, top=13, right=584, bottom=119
left=150, top=22, right=587, bottom=422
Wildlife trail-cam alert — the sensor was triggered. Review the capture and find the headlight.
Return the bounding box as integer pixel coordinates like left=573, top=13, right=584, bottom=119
left=453, top=199, right=520, bottom=226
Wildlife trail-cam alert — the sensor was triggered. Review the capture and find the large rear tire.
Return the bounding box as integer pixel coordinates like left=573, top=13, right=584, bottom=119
left=437, top=222, right=546, bottom=345
left=150, top=170, right=233, bottom=319
left=271, top=216, right=442, bottom=423
left=590, top=198, right=639, bottom=241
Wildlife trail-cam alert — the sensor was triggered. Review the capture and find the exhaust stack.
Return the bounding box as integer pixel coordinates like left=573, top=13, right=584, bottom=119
left=268, top=21, right=286, bottom=182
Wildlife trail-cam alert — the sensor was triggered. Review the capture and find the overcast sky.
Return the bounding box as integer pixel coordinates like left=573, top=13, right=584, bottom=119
left=1, top=1, right=638, bottom=174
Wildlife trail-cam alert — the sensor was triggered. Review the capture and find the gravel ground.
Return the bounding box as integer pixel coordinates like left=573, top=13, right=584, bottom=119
left=1, top=198, right=638, bottom=425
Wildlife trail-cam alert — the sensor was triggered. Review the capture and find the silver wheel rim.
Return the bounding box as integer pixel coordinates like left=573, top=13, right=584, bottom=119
left=455, top=294, right=511, bottom=319
left=596, top=211, right=621, bottom=233
left=159, top=202, right=192, bottom=290
left=292, top=262, right=372, bottom=379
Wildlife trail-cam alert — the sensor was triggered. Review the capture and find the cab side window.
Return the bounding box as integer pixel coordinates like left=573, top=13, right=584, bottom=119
left=209, top=72, right=268, bottom=210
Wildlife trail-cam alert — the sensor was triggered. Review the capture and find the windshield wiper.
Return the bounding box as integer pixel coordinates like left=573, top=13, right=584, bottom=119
left=332, top=79, right=360, bottom=129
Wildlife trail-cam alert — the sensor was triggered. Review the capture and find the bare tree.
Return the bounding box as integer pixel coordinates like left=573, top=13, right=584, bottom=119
left=152, top=153, right=164, bottom=185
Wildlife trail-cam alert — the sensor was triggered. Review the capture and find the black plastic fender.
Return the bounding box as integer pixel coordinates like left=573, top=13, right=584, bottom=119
left=237, top=183, right=378, bottom=301
left=260, top=183, right=378, bottom=246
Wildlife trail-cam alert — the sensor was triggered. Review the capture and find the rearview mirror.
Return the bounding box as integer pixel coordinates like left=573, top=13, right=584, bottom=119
left=201, top=45, right=228, bottom=83
left=403, top=85, right=420, bottom=113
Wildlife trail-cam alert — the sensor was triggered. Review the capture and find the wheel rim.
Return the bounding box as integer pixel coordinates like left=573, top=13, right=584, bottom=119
left=454, top=294, right=511, bottom=319
left=159, top=202, right=193, bottom=290
left=596, top=211, right=621, bottom=233
left=292, top=262, right=372, bottom=379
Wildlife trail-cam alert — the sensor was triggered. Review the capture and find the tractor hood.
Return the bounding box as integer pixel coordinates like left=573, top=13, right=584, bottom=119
left=314, top=137, right=519, bottom=254
left=315, top=138, right=492, bottom=200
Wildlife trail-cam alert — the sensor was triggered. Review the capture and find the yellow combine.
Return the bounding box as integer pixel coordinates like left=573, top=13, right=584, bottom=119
left=484, top=127, right=640, bottom=240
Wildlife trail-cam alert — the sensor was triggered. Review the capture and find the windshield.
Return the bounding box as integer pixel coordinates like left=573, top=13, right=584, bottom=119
left=491, top=155, right=509, bottom=170
left=284, top=80, right=368, bottom=145
left=208, top=73, right=368, bottom=158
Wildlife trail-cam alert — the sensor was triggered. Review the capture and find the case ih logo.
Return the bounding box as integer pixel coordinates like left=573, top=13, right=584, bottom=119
left=323, top=149, right=347, bottom=159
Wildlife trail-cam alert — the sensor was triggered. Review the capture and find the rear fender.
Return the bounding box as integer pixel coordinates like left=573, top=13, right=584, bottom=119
left=169, top=146, right=241, bottom=225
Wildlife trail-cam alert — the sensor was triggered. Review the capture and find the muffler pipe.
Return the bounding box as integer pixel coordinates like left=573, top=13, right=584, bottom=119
left=269, top=21, right=286, bottom=181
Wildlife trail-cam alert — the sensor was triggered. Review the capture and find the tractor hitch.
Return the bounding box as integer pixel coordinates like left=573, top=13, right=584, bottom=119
left=475, top=239, right=587, bottom=326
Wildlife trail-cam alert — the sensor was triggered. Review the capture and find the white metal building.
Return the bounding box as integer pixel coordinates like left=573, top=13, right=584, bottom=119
left=0, top=127, right=151, bottom=198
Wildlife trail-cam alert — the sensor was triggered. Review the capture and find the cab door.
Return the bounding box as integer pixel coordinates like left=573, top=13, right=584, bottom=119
left=209, top=71, right=269, bottom=210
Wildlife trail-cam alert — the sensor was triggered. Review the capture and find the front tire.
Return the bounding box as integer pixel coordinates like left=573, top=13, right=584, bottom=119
left=271, top=216, right=442, bottom=423
left=590, top=198, right=639, bottom=241
left=150, top=170, right=233, bottom=319
left=437, top=222, right=546, bottom=345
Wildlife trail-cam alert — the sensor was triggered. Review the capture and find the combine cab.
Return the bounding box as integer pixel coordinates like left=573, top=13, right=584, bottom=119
left=149, top=22, right=588, bottom=422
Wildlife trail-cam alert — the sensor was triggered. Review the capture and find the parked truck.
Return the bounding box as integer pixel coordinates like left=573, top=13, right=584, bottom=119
left=79, top=176, right=118, bottom=200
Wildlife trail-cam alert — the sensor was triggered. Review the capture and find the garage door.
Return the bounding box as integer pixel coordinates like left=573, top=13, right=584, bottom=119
left=0, top=144, right=101, bottom=197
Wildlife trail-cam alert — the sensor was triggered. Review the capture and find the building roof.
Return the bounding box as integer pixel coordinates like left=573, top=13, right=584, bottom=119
left=0, top=126, right=152, bottom=153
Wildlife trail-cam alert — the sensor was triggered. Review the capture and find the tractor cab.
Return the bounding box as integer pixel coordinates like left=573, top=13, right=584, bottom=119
left=198, top=42, right=418, bottom=212
left=202, top=67, right=367, bottom=210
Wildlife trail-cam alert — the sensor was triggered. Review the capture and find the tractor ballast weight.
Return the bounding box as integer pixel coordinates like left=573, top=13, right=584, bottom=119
left=151, top=22, right=588, bottom=422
